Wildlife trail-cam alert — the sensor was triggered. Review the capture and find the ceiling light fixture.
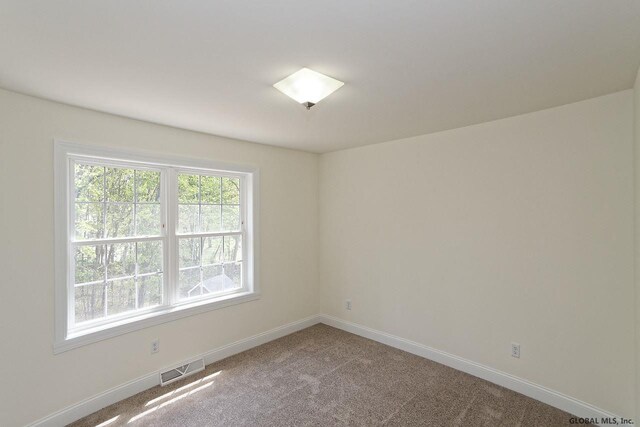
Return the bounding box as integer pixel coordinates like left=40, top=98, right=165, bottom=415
left=273, top=68, right=344, bottom=110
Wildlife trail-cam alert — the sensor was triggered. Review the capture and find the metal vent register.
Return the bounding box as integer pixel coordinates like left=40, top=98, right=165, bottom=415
left=160, top=358, right=205, bottom=386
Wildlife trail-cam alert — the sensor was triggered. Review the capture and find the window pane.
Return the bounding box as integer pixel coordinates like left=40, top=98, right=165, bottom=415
left=178, top=204, right=199, bottom=234
left=75, top=164, right=104, bottom=202
left=106, top=168, right=134, bottom=202
left=178, top=174, right=199, bottom=204
left=106, top=203, right=134, bottom=237
left=222, top=205, right=240, bottom=231
left=179, top=268, right=201, bottom=299
left=106, top=242, right=135, bottom=279
left=223, top=235, right=242, bottom=262
left=222, top=177, right=240, bottom=204
left=179, top=238, right=201, bottom=268
left=139, top=275, right=162, bottom=308
left=136, top=203, right=161, bottom=236
left=202, top=236, right=223, bottom=265
left=107, top=278, right=136, bottom=316
left=201, top=176, right=221, bottom=204
left=75, top=283, right=105, bottom=323
left=202, top=265, right=227, bottom=294
left=201, top=205, right=222, bottom=233
left=225, top=262, right=242, bottom=288
left=75, top=202, right=104, bottom=240
left=200, top=175, right=220, bottom=205
left=136, top=170, right=160, bottom=203
left=75, top=245, right=105, bottom=284
left=137, top=241, right=163, bottom=274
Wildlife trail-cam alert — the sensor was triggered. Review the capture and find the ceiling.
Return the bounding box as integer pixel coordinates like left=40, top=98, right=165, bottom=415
left=1, top=1, right=640, bottom=153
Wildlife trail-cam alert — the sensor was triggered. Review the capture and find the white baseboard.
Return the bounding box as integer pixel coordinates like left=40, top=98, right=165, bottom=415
left=28, top=315, right=321, bottom=427
left=27, top=313, right=626, bottom=427
left=318, top=314, right=624, bottom=426
left=201, top=314, right=320, bottom=365
left=27, top=373, right=158, bottom=427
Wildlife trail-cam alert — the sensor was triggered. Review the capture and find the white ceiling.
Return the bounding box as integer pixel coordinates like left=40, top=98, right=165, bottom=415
left=1, top=1, right=640, bottom=153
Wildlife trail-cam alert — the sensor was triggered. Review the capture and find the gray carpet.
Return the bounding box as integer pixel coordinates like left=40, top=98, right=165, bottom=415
left=70, top=324, right=577, bottom=426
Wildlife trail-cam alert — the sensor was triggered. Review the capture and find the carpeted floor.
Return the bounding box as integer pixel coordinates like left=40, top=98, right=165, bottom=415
left=71, top=324, right=578, bottom=426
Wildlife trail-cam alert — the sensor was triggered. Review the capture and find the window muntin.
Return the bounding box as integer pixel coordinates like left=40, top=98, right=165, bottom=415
left=66, top=154, right=253, bottom=338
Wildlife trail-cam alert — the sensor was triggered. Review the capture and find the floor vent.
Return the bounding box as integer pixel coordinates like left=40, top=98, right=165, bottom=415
left=160, top=357, right=205, bottom=386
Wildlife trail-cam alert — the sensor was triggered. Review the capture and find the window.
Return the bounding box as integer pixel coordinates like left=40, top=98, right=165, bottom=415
left=73, top=164, right=164, bottom=323
left=55, top=142, right=259, bottom=352
left=176, top=173, right=243, bottom=300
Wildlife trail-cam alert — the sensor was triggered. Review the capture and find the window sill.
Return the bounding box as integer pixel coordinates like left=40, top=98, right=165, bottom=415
left=54, top=291, right=260, bottom=354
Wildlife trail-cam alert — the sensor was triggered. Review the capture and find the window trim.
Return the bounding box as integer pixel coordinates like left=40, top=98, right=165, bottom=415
left=54, top=140, right=260, bottom=354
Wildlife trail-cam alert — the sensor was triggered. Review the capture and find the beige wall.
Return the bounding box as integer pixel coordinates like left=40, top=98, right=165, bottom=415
left=319, top=90, right=635, bottom=417
left=0, top=88, right=320, bottom=426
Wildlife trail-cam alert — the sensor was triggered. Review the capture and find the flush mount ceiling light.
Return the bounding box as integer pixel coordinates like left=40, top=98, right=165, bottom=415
left=273, top=68, right=344, bottom=110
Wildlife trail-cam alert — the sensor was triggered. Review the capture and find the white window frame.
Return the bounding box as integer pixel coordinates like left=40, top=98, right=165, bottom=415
left=54, top=140, right=260, bottom=353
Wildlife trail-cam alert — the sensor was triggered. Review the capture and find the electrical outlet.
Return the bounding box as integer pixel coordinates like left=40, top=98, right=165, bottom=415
left=151, top=339, right=160, bottom=354
left=511, top=342, right=520, bottom=358
left=345, top=299, right=352, bottom=310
